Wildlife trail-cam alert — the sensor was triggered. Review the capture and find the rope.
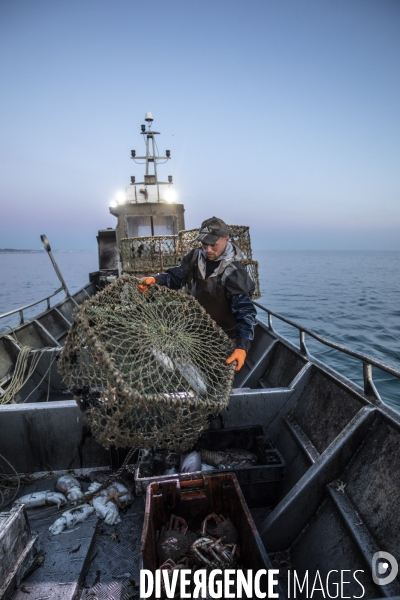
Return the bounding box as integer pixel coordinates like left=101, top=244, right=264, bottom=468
left=0, top=336, right=59, bottom=405
left=0, top=452, right=21, bottom=509
left=23, top=348, right=59, bottom=403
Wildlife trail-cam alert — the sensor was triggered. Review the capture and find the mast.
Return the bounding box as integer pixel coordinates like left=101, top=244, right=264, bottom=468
left=130, top=112, right=173, bottom=203
left=107, top=113, right=185, bottom=249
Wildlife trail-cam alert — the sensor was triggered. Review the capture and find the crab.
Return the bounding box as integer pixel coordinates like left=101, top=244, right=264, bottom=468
left=190, top=536, right=237, bottom=567
left=157, top=559, right=183, bottom=596
left=201, top=512, right=223, bottom=535
left=201, top=512, right=239, bottom=545
left=166, top=514, right=188, bottom=534
left=178, top=513, right=239, bottom=568
left=156, top=515, right=193, bottom=565
left=157, top=512, right=239, bottom=576
left=158, top=558, right=178, bottom=572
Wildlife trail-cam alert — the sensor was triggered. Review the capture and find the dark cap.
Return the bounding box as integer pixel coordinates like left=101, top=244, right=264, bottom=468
left=196, top=217, right=229, bottom=245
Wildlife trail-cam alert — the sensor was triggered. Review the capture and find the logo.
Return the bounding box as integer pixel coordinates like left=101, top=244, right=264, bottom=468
left=372, top=551, right=398, bottom=586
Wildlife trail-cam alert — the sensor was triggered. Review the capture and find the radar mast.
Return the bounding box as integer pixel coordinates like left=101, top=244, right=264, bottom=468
left=129, top=112, right=173, bottom=203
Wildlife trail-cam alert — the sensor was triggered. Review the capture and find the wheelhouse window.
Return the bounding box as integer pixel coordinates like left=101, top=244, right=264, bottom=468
left=125, top=215, right=178, bottom=238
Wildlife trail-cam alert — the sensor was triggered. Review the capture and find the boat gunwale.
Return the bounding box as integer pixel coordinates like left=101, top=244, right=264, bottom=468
left=254, top=300, right=400, bottom=384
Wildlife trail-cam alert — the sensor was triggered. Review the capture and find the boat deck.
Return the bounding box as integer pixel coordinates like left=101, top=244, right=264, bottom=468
left=2, top=285, right=400, bottom=599
left=7, top=470, right=144, bottom=600
left=6, top=468, right=282, bottom=600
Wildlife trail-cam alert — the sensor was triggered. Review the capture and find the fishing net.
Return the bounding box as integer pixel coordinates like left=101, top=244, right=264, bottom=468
left=120, top=225, right=261, bottom=298
left=58, top=275, right=235, bottom=451
left=120, top=235, right=179, bottom=277
left=179, top=225, right=253, bottom=260
left=178, top=226, right=261, bottom=299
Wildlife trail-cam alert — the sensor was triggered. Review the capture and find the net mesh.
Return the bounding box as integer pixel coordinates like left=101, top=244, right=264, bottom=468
left=58, top=275, right=235, bottom=451
left=178, top=226, right=261, bottom=299
left=120, top=225, right=261, bottom=298
left=179, top=225, right=253, bottom=260
left=120, top=235, right=179, bottom=277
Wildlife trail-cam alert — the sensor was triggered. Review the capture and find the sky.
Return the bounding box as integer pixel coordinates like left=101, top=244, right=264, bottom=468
left=0, top=0, right=399, bottom=250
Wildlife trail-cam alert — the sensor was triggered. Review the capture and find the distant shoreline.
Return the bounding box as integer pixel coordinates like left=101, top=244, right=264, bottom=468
left=0, top=249, right=44, bottom=253
left=0, top=249, right=95, bottom=253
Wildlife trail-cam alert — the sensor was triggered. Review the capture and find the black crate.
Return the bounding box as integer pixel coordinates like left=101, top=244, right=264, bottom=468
left=135, top=426, right=285, bottom=507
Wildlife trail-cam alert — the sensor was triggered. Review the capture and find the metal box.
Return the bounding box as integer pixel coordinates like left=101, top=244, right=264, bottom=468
left=0, top=505, right=39, bottom=600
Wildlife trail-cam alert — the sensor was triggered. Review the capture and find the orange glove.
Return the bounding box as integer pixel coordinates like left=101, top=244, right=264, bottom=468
left=226, top=348, right=247, bottom=372
left=137, top=277, right=156, bottom=294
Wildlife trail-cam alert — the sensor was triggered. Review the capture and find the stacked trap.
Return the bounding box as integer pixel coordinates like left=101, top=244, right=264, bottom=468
left=58, top=275, right=235, bottom=451
left=120, top=224, right=261, bottom=299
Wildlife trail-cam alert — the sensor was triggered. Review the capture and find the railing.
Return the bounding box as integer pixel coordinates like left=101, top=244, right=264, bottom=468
left=0, top=286, right=65, bottom=326
left=254, top=301, right=400, bottom=402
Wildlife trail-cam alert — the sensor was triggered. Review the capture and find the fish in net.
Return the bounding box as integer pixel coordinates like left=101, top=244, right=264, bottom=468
left=58, top=275, right=235, bottom=451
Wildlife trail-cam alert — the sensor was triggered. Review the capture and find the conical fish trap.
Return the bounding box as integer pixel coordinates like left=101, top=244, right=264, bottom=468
left=58, top=275, right=235, bottom=451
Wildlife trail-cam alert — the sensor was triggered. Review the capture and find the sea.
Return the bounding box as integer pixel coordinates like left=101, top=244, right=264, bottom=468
left=0, top=249, right=399, bottom=411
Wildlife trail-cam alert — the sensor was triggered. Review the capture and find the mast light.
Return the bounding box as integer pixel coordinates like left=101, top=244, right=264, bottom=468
left=131, top=176, right=136, bottom=184
left=141, top=124, right=146, bottom=133
left=131, top=150, right=136, bottom=158
left=166, top=150, right=171, bottom=158
left=168, top=176, right=173, bottom=183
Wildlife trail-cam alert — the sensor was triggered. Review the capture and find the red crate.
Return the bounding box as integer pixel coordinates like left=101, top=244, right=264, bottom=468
left=139, top=472, right=281, bottom=599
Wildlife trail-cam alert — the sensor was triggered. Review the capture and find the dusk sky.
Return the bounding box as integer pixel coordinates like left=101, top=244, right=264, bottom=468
left=1, top=0, right=399, bottom=250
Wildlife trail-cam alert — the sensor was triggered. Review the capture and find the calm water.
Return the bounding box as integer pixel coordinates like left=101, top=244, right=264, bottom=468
left=257, top=250, right=400, bottom=411
left=1, top=250, right=399, bottom=410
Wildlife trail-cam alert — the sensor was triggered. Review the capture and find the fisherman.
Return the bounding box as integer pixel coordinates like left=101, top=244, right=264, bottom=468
left=138, top=217, right=257, bottom=371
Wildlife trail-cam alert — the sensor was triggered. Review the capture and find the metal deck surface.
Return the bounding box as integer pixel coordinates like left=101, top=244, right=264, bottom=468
left=7, top=474, right=143, bottom=600
left=79, top=500, right=144, bottom=600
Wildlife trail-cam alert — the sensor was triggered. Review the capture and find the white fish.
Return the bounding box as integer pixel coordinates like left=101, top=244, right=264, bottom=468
left=201, top=463, right=215, bottom=471
left=15, top=491, right=67, bottom=509
left=87, top=481, right=102, bottom=494
left=86, top=481, right=132, bottom=508
left=180, top=451, right=202, bottom=473
left=175, top=360, right=208, bottom=397
left=93, top=495, right=121, bottom=525
left=161, top=392, right=195, bottom=401
left=151, top=349, right=208, bottom=397
left=151, top=348, right=174, bottom=371
left=49, top=505, right=95, bottom=535
left=55, top=475, right=83, bottom=501
left=164, top=468, right=178, bottom=475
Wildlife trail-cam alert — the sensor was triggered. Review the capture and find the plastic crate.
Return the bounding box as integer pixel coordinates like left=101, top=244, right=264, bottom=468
left=134, top=426, right=285, bottom=507
left=139, top=472, right=279, bottom=599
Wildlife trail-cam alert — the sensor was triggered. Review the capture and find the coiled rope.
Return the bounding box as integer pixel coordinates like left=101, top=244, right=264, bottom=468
left=0, top=335, right=59, bottom=405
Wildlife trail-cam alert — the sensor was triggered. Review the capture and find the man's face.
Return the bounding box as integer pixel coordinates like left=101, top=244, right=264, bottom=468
left=201, top=235, right=230, bottom=261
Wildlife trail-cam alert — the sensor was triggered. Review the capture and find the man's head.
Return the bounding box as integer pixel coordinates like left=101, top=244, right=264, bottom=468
left=197, top=217, right=230, bottom=261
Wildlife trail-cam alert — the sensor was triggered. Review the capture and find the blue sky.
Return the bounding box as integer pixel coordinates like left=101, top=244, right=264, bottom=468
left=1, top=0, right=399, bottom=250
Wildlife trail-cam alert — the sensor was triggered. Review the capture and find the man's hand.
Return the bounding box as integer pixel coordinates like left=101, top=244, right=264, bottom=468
left=226, top=348, right=247, bottom=371
left=137, top=277, right=156, bottom=294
